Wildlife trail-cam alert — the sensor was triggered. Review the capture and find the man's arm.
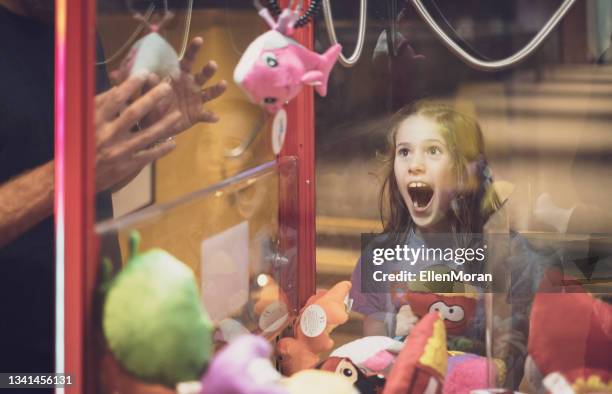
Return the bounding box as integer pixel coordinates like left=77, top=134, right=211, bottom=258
left=0, top=37, right=226, bottom=247
left=0, top=77, right=175, bottom=246
left=0, top=162, right=54, bottom=247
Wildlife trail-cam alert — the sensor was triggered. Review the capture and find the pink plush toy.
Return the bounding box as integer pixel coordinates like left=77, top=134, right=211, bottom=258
left=233, top=2, right=341, bottom=113
left=444, top=352, right=505, bottom=394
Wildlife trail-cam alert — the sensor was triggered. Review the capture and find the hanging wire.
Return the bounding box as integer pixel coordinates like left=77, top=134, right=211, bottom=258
left=126, top=0, right=170, bottom=16
left=96, top=0, right=193, bottom=65
left=177, top=0, right=194, bottom=60
left=388, top=0, right=398, bottom=56
left=409, top=0, right=577, bottom=71
left=321, top=0, right=367, bottom=67
left=225, top=111, right=269, bottom=158
left=224, top=0, right=249, bottom=56
left=95, top=3, right=155, bottom=65
left=429, top=0, right=492, bottom=61
left=264, top=0, right=283, bottom=17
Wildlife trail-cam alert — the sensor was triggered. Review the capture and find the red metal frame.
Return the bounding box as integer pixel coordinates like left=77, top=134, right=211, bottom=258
left=55, top=0, right=96, bottom=392
left=58, top=0, right=316, bottom=389
left=279, top=12, right=316, bottom=308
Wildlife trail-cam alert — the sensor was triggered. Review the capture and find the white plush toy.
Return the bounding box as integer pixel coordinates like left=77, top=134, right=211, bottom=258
left=111, top=12, right=180, bottom=82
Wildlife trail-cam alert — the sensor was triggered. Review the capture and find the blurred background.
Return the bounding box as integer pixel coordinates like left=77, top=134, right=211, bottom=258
left=312, top=0, right=612, bottom=344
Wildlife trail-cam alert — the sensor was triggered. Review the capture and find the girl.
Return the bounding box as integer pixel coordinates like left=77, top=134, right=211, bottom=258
left=380, top=102, right=499, bottom=239
left=350, top=102, right=547, bottom=386
left=351, top=101, right=500, bottom=334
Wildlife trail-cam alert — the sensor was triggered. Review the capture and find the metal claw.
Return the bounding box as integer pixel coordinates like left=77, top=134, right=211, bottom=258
left=322, top=0, right=368, bottom=67
left=409, top=0, right=577, bottom=71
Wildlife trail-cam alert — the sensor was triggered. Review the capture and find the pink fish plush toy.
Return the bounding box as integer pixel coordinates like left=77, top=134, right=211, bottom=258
left=234, top=2, right=342, bottom=113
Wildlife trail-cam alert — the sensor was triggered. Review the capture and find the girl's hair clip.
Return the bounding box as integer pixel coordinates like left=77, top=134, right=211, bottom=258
left=475, top=155, right=493, bottom=184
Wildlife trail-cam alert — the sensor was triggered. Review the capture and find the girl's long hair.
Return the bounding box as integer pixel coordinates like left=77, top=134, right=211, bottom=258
left=380, top=102, right=501, bottom=244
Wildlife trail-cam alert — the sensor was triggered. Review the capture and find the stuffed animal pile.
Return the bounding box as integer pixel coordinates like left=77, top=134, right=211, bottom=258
left=99, top=233, right=609, bottom=394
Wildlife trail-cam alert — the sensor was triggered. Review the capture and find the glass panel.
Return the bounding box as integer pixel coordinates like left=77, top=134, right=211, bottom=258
left=95, top=1, right=273, bottom=220
left=315, top=0, right=612, bottom=392
left=91, top=2, right=291, bottom=391
left=94, top=157, right=298, bottom=392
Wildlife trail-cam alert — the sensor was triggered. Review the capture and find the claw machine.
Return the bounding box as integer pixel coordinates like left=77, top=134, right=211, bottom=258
left=57, top=0, right=611, bottom=393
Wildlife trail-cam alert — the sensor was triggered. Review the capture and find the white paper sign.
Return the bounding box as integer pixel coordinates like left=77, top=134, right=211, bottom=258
left=201, top=221, right=249, bottom=321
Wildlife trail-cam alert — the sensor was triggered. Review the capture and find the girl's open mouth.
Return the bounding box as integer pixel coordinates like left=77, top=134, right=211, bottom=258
left=408, top=182, right=434, bottom=211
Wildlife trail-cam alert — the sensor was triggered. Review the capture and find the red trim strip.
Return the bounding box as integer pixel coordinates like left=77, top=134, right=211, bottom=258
left=279, top=3, right=316, bottom=307
left=55, top=0, right=96, bottom=392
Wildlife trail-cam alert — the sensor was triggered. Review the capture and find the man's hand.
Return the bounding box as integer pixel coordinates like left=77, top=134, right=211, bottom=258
left=158, top=36, right=227, bottom=129
left=98, top=37, right=227, bottom=192
left=115, top=36, right=227, bottom=132
left=94, top=75, right=182, bottom=192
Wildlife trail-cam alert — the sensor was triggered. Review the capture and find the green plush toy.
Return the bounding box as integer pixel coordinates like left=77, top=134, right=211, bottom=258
left=102, top=232, right=212, bottom=387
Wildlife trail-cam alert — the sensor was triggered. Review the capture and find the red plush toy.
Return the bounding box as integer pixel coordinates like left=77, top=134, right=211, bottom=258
left=520, top=271, right=612, bottom=394
left=277, top=281, right=352, bottom=375
left=397, top=292, right=477, bottom=336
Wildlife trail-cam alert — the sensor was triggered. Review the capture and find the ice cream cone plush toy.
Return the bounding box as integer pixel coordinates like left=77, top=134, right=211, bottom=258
left=520, top=271, right=612, bottom=394
left=277, top=281, right=352, bottom=374
left=383, top=312, right=448, bottom=394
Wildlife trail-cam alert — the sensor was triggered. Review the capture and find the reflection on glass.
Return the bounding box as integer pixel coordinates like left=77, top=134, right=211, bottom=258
left=315, top=1, right=612, bottom=392
left=95, top=158, right=298, bottom=392
left=96, top=1, right=275, bottom=218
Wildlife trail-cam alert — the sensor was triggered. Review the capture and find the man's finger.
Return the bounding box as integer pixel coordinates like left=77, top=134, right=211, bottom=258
left=131, top=139, right=177, bottom=168
left=95, top=88, right=114, bottom=109
left=194, top=61, right=218, bottom=86
left=198, top=110, right=219, bottom=123
left=117, top=111, right=182, bottom=157
left=201, top=81, right=227, bottom=103
left=143, top=73, right=161, bottom=94
left=180, top=37, right=204, bottom=73
left=101, top=74, right=149, bottom=121
left=111, top=82, right=173, bottom=137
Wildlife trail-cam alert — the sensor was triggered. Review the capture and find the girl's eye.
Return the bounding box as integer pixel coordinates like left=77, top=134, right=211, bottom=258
left=427, top=146, right=442, bottom=155
left=397, top=148, right=409, bottom=157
